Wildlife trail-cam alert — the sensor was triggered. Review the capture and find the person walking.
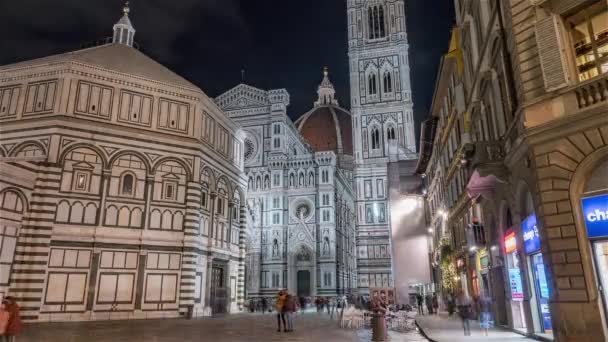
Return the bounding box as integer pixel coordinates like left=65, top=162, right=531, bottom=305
left=0, top=300, right=9, bottom=342
left=479, top=295, right=494, bottom=336
left=456, top=291, right=471, bottom=336
left=275, top=290, right=288, bottom=332
left=261, top=297, right=268, bottom=314
left=284, top=293, right=296, bottom=332
left=329, top=297, right=336, bottom=320
left=432, top=293, right=439, bottom=315
left=425, top=294, right=434, bottom=315
left=416, top=293, right=424, bottom=315
left=3, top=297, right=21, bottom=342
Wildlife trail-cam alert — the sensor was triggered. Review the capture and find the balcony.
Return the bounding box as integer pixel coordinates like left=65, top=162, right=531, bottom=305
left=571, top=74, right=608, bottom=109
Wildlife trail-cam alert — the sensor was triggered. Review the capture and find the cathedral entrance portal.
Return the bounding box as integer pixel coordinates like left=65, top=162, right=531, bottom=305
left=297, top=271, right=311, bottom=297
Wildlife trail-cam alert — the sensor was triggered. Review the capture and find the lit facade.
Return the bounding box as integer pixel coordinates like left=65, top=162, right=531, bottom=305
left=420, top=1, right=608, bottom=341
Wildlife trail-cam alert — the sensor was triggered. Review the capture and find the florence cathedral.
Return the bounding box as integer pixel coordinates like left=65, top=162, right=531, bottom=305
left=0, top=0, right=421, bottom=322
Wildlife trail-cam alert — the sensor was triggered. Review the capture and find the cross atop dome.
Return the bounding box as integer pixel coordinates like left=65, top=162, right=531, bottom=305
left=315, top=67, right=339, bottom=107
left=112, top=1, right=136, bottom=47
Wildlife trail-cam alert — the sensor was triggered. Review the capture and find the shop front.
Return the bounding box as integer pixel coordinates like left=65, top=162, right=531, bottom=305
left=521, top=214, right=552, bottom=336
left=504, top=230, right=527, bottom=331
left=581, top=193, right=608, bottom=329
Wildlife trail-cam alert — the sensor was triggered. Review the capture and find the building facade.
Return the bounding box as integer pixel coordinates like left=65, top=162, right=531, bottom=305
left=0, top=7, right=247, bottom=321
left=346, top=0, right=418, bottom=295
left=215, top=70, right=358, bottom=299
left=420, top=0, right=608, bottom=341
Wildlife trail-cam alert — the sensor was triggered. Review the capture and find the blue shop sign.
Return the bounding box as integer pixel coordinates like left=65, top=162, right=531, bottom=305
left=522, top=214, right=541, bottom=254
left=581, top=194, right=608, bottom=239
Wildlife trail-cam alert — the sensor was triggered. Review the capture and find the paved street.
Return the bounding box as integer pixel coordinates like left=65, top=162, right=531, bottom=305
left=416, top=313, right=540, bottom=342
left=20, top=312, right=427, bottom=342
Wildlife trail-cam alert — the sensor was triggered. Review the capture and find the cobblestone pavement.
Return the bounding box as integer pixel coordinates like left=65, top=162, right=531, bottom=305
left=20, top=312, right=428, bottom=342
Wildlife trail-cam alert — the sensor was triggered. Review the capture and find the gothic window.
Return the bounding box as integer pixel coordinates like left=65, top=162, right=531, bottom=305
left=217, top=197, right=224, bottom=216
left=387, top=127, right=396, bottom=140
left=371, top=128, right=380, bottom=149
left=368, top=5, right=386, bottom=39
left=383, top=72, right=392, bottom=93
left=273, top=174, right=280, bottom=186
left=368, top=74, right=378, bottom=95
left=321, top=170, right=329, bottom=183
left=120, top=173, right=135, bottom=196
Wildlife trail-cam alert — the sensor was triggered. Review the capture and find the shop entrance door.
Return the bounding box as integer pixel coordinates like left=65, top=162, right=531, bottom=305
left=593, top=241, right=608, bottom=324
left=531, top=253, right=552, bottom=333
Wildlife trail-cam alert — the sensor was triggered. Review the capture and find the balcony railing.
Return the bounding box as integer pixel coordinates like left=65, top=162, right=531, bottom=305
left=573, top=74, right=608, bottom=109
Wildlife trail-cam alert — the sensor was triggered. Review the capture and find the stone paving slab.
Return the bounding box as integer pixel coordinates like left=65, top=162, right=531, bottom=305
left=19, top=312, right=428, bottom=342
left=416, top=314, right=538, bottom=342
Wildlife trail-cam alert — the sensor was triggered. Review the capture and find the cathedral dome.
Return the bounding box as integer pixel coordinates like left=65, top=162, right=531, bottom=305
left=295, top=68, right=353, bottom=156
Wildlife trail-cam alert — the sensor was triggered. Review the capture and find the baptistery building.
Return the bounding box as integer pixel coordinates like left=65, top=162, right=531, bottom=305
left=0, top=6, right=247, bottom=321
left=215, top=69, right=358, bottom=299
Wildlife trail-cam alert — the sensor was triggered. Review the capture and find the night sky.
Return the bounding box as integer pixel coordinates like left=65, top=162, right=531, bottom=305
left=0, top=0, right=454, bottom=143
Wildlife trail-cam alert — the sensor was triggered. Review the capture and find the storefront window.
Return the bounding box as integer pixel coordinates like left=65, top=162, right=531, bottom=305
left=566, top=2, right=608, bottom=81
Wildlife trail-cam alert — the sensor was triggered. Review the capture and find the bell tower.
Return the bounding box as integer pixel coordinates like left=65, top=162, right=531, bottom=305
left=348, top=0, right=416, bottom=294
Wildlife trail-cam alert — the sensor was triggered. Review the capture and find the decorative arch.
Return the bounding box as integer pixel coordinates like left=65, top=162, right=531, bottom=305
left=152, top=156, right=192, bottom=181
left=0, top=187, right=29, bottom=213
left=569, top=146, right=608, bottom=297
left=58, top=143, right=108, bottom=168
left=8, top=140, right=47, bottom=158
left=108, top=150, right=152, bottom=174
left=200, top=166, right=216, bottom=191
left=232, top=184, right=245, bottom=203
left=216, top=175, right=232, bottom=195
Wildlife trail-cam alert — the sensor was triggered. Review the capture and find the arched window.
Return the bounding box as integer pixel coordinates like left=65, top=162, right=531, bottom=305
left=368, top=74, right=377, bottom=95
left=371, top=128, right=380, bottom=149
left=387, top=127, right=396, bottom=140
left=383, top=72, right=392, bottom=93
left=368, top=5, right=386, bottom=39
left=121, top=174, right=134, bottom=196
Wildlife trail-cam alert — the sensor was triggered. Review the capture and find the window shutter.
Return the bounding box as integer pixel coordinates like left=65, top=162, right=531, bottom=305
left=535, top=14, right=570, bottom=92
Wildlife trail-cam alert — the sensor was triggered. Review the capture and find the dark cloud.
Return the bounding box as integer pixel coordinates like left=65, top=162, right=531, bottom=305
left=1, top=0, right=454, bottom=147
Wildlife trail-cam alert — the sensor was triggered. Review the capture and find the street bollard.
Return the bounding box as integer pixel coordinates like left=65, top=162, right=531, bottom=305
left=371, top=313, right=386, bottom=341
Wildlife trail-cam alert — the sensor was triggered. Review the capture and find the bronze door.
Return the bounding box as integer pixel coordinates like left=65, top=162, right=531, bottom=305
left=210, top=266, right=227, bottom=314
left=297, top=270, right=310, bottom=297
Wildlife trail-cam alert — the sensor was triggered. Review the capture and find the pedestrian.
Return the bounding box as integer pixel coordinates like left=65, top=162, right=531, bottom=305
left=0, top=300, right=9, bottom=342
left=479, top=295, right=494, bottom=336
left=456, top=291, right=471, bottom=336
left=3, top=297, right=21, bottom=342
left=416, top=293, right=424, bottom=315
left=425, top=294, right=433, bottom=315
left=284, top=293, right=296, bottom=332
left=275, top=290, right=288, bottom=332
left=447, top=292, right=456, bottom=317
left=432, top=293, right=439, bottom=315
left=329, top=297, right=336, bottom=319
left=261, top=297, right=268, bottom=314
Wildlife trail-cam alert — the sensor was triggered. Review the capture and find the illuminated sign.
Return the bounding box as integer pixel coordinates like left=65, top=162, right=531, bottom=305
left=581, top=194, right=608, bottom=238
left=508, top=268, right=524, bottom=301
left=504, top=231, right=517, bottom=254
left=522, top=214, right=541, bottom=254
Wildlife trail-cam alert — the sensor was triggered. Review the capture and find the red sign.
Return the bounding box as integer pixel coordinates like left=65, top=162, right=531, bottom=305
left=504, top=231, right=517, bottom=254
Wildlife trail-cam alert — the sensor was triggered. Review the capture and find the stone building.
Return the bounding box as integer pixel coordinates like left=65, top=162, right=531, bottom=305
left=347, top=0, right=418, bottom=295
left=215, top=69, right=357, bottom=299
left=0, top=5, right=247, bottom=321
left=419, top=0, right=608, bottom=341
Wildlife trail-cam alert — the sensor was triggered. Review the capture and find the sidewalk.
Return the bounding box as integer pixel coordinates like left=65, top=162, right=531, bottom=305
left=416, top=313, right=537, bottom=342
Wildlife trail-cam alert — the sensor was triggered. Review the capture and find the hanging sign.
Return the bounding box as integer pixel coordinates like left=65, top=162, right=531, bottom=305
left=522, top=214, right=541, bottom=254
left=504, top=231, right=517, bottom=254
left=581, top=194, right=608, bottom=238
left=508, top=268, right=524, bottom=301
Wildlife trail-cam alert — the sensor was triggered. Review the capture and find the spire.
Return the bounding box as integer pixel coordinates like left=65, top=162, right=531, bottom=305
left=112, top=1, right=136, bottom=47
left=315, top=67, right=339, bottom=107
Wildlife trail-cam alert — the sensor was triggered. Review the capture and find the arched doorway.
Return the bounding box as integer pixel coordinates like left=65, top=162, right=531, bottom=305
left=576, top=157, right=608, bottom=332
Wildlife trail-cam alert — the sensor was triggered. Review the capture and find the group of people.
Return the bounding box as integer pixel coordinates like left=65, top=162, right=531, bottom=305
left=415, top=293, right=439, bottom=315
left=0, top=297, right=21, bottom=342
left=275, top=290, right=297, bottom=332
